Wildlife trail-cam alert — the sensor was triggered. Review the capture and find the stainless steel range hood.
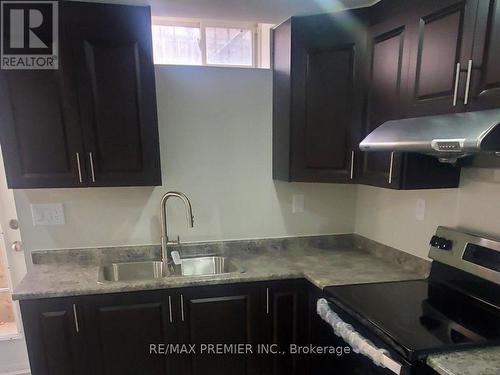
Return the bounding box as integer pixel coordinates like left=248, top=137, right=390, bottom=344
left=359, top=109, right=500, bottom=163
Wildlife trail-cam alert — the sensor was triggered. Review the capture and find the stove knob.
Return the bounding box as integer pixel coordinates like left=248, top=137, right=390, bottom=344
left=440, top=239, right=453, bottom=251
left=430, top=235, right=440, bottom=247
left=430, top=236, right=453, bottom=250
left=436, top=238, right=453, bottom=250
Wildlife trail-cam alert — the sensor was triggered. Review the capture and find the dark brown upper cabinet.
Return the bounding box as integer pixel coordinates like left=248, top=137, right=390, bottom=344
left=467, top=0, right=500, bottom=111
left=0, top=1, right=161, bottom=189
left=0, top=48, right=85, bottom=188
left=405, top=0, right=478, bottom=117
left=272, top=12, right=368, bottom=183
left=360, top=5, right=462, bottom=190
left=63, top=2, right=161, bottom=187
left=360, top=14, right=410, bottom=188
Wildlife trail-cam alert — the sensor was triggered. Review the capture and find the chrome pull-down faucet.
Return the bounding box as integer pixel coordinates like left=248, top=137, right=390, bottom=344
left=160, top=191, right=194, bottom=264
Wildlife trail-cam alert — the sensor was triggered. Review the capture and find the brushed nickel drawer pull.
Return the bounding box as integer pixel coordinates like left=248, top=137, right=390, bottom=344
left=266, top=288, right=270, bottom=315
left=388, top=152, right=394, bottom=184
left=180, top=294, right=185, bottom=322
left=76, top=153, right=83, bottom=183
left=350, top=150, right=355, bottom=180
left=168, top=296, right=173, bottom=323
left=464, top=59, right=473, bottom=105
left=453, top=62, right=461, bottom=107
left=89, top=152, right=96, bottom=183
left=72, top=304, right=79, bottom=333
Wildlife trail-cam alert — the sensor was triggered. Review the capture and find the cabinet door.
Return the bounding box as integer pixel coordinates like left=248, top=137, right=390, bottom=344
left=360, top=16, right=410, bottom=188
left=20, top=298, right=86, bottom=375
left=178, top=284, right=261, bottom=375
left=262, top=280, right=308, bottom=375
left=468, top=0, right=500, bottom=110
left=62, top=2, right=161, bottom=187
left=290, top=13, right=367, bottom=182
left=0, top=30, right=86, bottom=188
left=406, top=0, right=478, bottom=116
left=83, top=291, right=175, bottom=375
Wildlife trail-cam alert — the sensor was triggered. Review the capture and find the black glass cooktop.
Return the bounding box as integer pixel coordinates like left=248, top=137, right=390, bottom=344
left=324, top=279, right=500, bottom=361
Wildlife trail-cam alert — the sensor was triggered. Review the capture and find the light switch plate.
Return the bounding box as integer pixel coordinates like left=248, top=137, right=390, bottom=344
left=31, top=203, right=65, bottom=226
left=292, top=194, right=304, bottom=213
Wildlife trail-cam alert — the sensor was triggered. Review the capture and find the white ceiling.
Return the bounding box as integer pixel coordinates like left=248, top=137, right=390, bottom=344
left=84, top=0, right=379, bottom=23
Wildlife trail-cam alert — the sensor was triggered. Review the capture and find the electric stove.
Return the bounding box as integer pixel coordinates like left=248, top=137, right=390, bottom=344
left=320, top=227, right=500, bottom=374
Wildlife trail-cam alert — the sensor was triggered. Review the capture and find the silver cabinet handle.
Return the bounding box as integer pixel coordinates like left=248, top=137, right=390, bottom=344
left=180, top=294, right=185, bottom=322
left=464, top=59, right=473, bottom=105
left=388, top=152, right=394, bottom=184
left=89, top=152, right=96, bottom=183
left=76, top=153, right=83, bottom=183
left=453, top=62, right=461, bottom=107
left=168, top=296, right=173, bottom=323
left=350, top=150, right=355, bottom=180
left=266, top=288, right=270, bottom=315
left=72, top=304, right=79, bottom=333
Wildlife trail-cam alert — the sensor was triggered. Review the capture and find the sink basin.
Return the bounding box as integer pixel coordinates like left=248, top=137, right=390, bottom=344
left=98, top=256, right=242, bottom=282
left=98, top=261, right=168, bottom=282
left=176, top=256, right=240, bottom=277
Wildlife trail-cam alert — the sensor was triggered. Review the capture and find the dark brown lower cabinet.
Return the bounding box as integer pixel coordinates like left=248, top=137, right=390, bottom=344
left=262, top=280, right=308, bottom=375
left=20, top=297, right=87, bottom=375
left=20, top=281, right=309, bottom=375
left=177, top=283, right=262, bottom=375
left=82, top=290, right=176, bottom=375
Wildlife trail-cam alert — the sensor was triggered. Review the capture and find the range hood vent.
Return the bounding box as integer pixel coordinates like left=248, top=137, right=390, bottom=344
left=359, top=109, right=500, bottom=163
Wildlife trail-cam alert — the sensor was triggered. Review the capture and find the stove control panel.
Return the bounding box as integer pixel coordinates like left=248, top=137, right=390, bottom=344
left=429, top=226, right=500, bottom=285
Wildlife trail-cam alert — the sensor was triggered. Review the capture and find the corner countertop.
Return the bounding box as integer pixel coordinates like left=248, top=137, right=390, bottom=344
left=427, top=347, right=500, bottom=375
left=13, top=235, right=429, bottom=300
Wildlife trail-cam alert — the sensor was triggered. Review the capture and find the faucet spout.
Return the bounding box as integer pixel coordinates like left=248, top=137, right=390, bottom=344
left=160, top=191, right=194, bottom=263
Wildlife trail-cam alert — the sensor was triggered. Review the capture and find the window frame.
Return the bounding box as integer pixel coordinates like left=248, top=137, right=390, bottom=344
left=152, top=17, right=259, bottom=68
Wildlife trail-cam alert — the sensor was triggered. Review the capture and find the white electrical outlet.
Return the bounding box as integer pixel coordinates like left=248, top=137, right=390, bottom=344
left=292, top=194, right=304, bottom=213
left=415, top=199, right=426, bottom=221
left=31, top=203, right=65, bottom=226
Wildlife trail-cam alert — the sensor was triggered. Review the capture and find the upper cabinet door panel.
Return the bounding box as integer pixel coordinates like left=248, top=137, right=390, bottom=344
left=304, top=45, right=354, bottom=171
left=406, top=0, right=477, bottom=116
left=0, top=68, right=85, bottom=188
left=361, top=18, right=410, bottom=188
left=83, top=41, right=144, bottom=173
left=469, top=0, right=500, bottom=110
left=290, top=13, right=367, bottom=183
left=63, top=2, right=161, bottom=187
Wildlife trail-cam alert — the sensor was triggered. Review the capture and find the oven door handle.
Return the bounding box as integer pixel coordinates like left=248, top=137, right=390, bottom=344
left=317, top=298, right=403, bottom=375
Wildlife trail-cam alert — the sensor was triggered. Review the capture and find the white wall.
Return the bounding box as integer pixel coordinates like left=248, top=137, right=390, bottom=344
left=355, top=168, right=500, bottom=259
left=12, top=65, right=500, bottom=264
left=14, top=66, right=356, bottom=259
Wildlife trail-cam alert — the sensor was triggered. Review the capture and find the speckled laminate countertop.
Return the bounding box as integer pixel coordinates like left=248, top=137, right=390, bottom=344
left=13, top=234, right=429, bottom=300
left=427, top=347, right=500, bottom=375
left=11, top=234, right=500, bottom=375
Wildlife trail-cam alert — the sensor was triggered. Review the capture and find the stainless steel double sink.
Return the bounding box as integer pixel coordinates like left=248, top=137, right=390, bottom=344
left=98, top=256, right=242, bottom=283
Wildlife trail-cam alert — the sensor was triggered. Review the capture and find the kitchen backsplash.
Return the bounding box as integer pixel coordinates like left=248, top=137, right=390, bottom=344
left=356, top=168, right=500, bottom=258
